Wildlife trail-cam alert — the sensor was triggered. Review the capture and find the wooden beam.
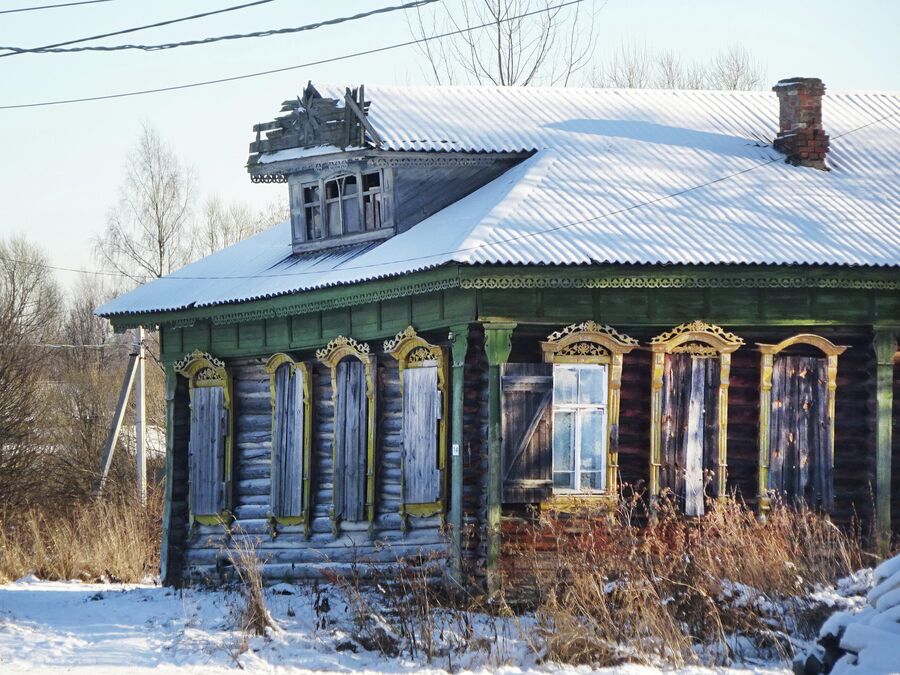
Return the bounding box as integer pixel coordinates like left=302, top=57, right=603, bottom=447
left=344, top=86, right=383, bottom=146
left=160, top=364, right=177, bottom=584
left=483, top=321, right=516, bottom=596
left=874, top=328, right=898, bottom=554
left=135, top=327, right=146, bottom=504
left=96, top=352, right=139, bottom=495
left=448, top=324, right=469, bottom=588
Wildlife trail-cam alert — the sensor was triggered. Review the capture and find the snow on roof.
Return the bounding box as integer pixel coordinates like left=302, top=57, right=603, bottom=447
left=98, top=85, right=900, bottom=318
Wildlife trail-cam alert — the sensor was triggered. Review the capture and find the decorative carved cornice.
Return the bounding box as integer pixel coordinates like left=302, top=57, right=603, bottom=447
left=174, top=349, right=224, bottom=374
left=384, top=325, right=442, bottom=366
left=541, top=321, right=638, bottom=364
left=461, top=275, right=900, bottom=291
left=650, top=320, right=743, bottom=355
left=545, top=321, right=638, bottom=346
left=250, top=173, right=287, bottom=184
left=383, top=325, right=418, bottom=353
left=757, top=334, right=848, bottom=357
left=316, top=335, right=370, bottom=367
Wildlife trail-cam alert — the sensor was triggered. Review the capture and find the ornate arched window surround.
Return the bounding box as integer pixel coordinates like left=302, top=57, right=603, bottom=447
left=648, top=321, right=744, bottom=506
left=384, top=326, right=449, bottom=527
left=539, top=321, right=639, bottom=503
left=174, top=350, right=233, bottom=526
left=755, top=334, right=847, bottom=517
left=264, top=353, right=313, bottom=532
left=316, top=336, right=377, bottom=532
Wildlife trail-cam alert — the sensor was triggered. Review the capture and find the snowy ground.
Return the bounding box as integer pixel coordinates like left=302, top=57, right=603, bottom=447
left=0, top=575, right=820, bottom=675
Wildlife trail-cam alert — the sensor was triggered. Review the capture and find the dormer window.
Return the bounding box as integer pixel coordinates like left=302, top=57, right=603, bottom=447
left=291, top=168, right=390, bottom=246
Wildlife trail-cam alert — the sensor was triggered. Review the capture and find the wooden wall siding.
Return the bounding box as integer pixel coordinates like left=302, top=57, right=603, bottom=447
left=393, top=160, right=520, bottom=235
left=188, top=386, right=227, bottom=517
left=164, top=377, right=191, bottom=583
left=461, top=326, right=489, bottom=582
left=617, top=346, right=652, bottom=492
left=177, top=357, right=448, bottom=583
left=768, top=356, right=832, bottom=510
left=333, top=359, right=368, bottom=522
left=271, top=364, right=304, bottom=519
left=892, top=361, right=899, bottom=536
left=402, top=366, right=441, bottom=504
left=725, top=348, right=760, bottom=503
left=500, top=363, right=553, bottom=503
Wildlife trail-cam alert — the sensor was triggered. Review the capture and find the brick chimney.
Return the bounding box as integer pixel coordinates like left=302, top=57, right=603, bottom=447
left=772, top=77, right=830, bottom=170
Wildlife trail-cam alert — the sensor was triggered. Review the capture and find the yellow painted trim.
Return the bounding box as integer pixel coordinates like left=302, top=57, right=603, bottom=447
left=385, top=326, right=449, bottom=529
left=540, top=322, right=638, bottom=498
left=264, top=353, right=313, bottom=535
left=648, top=322, right=743, bottom=508
left=756, top=334, right=847, bottom=518
left=541, top=493, right=617, bottom=513
left=316, top=336, right=377, bottom=534
left=174, top=350, right=233, bottom=528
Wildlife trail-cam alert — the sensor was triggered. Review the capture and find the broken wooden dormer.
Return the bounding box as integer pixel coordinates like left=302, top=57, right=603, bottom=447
left=247, top=82, right=523, bottom=253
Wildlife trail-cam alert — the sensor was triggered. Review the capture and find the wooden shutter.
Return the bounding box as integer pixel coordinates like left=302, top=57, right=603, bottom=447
left=334, top=359, right=367, bottom=522
left=271, top=365, right=305, bottom=518
left=501, top=363, right=553, bottom=503
left=188, top=385, right=226, bottom=516
left=661, top=354, right=719, bottom=513
left=402, top=365, right=441, bottom=504
left=768, top=355, right=832, bottom=510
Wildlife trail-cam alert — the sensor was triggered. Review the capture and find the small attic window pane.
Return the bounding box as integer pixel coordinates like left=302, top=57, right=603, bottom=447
left=305, top=205, right=323, bottom=240
left=343, top=174, right=358, bottom=195
left=325, top=179, right=339, bottom=200
left=303, top=184, right=319, bottom=204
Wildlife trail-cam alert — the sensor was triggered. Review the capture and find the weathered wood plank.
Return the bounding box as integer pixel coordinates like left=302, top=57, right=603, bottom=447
left=402, top=366, right=440, bottom=504
left=684, top=357, right=705, bottom=516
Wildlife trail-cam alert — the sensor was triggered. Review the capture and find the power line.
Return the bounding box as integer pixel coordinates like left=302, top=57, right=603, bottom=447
left=3, top=0, right=439, bottom=55
left=0, top=0, right=112, bottom=15
left=0, top=0, right=585, bottom=109
left=0, top=0, right=276, bottom=58
left=1, top=107, right=895, bottom=284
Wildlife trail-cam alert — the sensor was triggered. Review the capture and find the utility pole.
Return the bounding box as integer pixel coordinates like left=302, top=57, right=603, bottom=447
left=135, top=326, right=147, bottom=504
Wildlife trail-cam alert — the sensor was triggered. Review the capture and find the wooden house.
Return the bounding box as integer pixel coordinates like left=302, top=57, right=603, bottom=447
left=98, top=78, right=900, bottom=589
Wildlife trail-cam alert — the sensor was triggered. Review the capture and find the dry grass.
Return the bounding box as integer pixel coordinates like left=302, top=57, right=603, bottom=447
left=0, top=486, right=162, bottom=583
left=224, top=530, right=276, bottom=638
left=511, top=493, right=863, bottom=667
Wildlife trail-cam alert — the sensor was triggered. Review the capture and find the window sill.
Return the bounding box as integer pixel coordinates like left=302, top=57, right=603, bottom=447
left=292, top=228, right=394, bottom=254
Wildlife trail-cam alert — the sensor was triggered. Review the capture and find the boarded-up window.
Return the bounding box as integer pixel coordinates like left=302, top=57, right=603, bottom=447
left=271, top=364, right=305, bottom=519
left=660, top=354, right=720, bottom=516
left=402, top=365, right=441, bottom=504
left=333, top=358, right=367, bottom=521
left=552, top=364, right=608, bottom=492
left=188, top=385, right=227, bottom=516
left=768, top=355, right=832, bottom=510
left=501, top=363, right=553, bottom=502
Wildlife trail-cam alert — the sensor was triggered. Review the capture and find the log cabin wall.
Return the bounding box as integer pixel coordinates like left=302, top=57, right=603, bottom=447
left=461, top=325, right=489, bottom=586
left=174, top=355, right=449, bottom=584
left=162, top=377, right=191, bottom=584
left=893, top=360, right=900, bottom=538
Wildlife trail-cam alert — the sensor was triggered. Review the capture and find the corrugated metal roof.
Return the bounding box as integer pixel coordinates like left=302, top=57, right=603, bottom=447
left=98, top=85, right=900, bottom=318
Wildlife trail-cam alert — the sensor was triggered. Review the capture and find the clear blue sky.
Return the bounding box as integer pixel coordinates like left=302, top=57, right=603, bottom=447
left=1, top=0, right=898, bottom=286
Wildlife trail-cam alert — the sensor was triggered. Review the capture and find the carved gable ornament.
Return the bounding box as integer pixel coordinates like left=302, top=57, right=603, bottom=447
left=174, top=350, right=228, bottom=388
left=316, top=335, right=371, bottom=368
left=384, top=326, right=442, bottom=366
left=541, top=321, right=638, bottom=364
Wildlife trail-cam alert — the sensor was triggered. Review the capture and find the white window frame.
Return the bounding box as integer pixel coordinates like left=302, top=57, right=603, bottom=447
left=552, top=363, right=608, bottom=494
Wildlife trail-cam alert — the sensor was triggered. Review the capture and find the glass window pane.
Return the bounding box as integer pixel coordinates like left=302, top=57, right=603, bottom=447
left=553, top=410, right=574, bottom=472
left=343, top=175, right=358, bottom=195
left=580, top=471, right=604, bottom=491
left=325, top=179, right=339, bottom=200
left=553, top=365, right=578, bottom=405
left=326, top=201, right=341, bottom=236
left=579, top=409, right=606, bottom=473
left=343, top=197, right=361, bottom=233
left=578, top=364, right=608, bottom=405
left=554, top=472, right=574, bottom=490
left=305, top=206, right=323, bottom=239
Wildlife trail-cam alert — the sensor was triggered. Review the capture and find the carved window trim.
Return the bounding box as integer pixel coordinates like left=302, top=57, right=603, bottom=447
left=648, top=321, right=743, bottom=507
left=539, top=322, right=638, bottom=502
left=384, top=326, right=448, bottom=527
left=755, top=334, right=847, bottom=517
left=264, top=353, right=313, bottom=533
left=174, top=350, right=233, bottom=527
left=316, top=336, right=377, bottom=533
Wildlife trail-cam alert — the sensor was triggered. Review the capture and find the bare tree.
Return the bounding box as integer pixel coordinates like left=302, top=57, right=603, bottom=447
left=200, top=196, right=289, bottom=256
left=590, top=42, right=764, bottom=90
left=0, top=237, right=63, bottom=510
left=708, top=44, right=764, bottom=91
left=408, top=0, right=602, bottom=86
left=95, top=125, right=195, bottom=282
